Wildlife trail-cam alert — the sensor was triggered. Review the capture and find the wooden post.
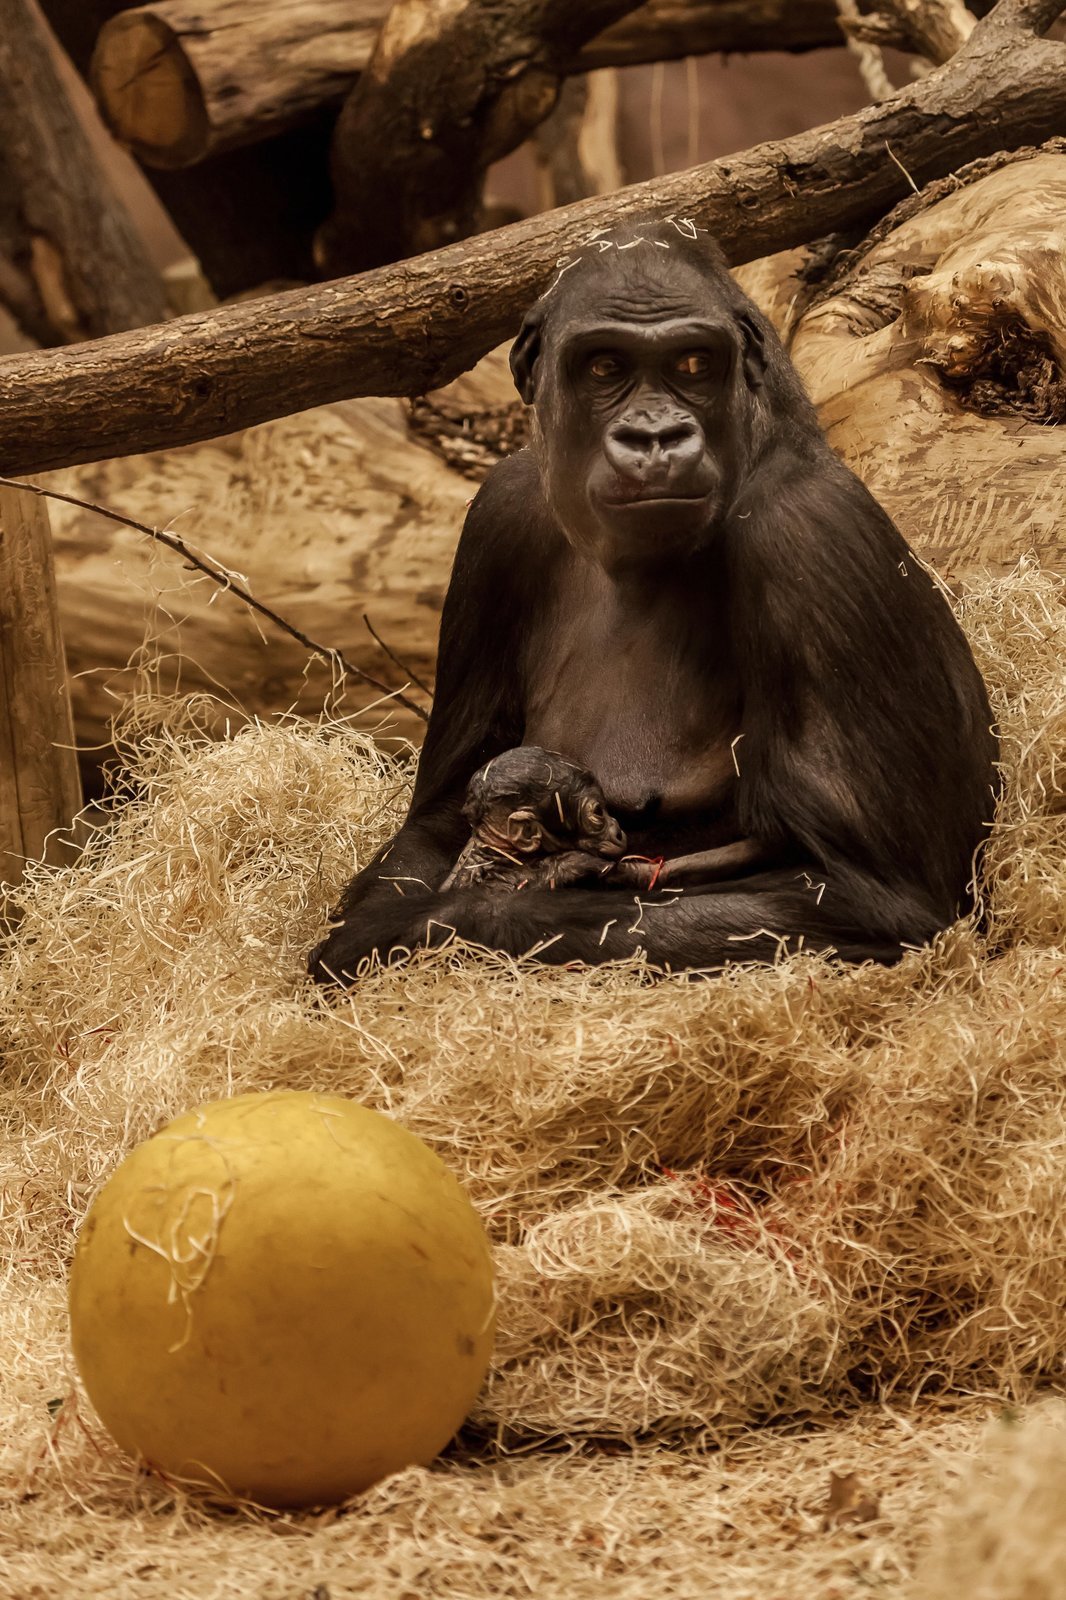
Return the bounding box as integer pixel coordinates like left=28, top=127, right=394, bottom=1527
left=0, top=482, right=82, bottom=895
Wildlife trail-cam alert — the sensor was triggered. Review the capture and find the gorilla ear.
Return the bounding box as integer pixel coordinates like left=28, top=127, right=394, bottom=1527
left=510, top=307, right=544, bottom=405
left=505, top=807, right=543, bottom=852
left=737, top=311, right=767, bottom=392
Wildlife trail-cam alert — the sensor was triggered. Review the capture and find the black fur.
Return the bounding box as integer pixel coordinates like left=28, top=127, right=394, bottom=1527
left=311, top=218, right=998, bottom=983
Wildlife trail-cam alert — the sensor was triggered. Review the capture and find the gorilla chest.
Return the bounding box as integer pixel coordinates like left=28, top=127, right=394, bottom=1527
left=522, top=605, right=741, bottom=823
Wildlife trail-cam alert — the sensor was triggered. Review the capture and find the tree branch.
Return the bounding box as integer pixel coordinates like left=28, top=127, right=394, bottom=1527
left=0, top=0, right=1062, bottom=475
left=0, top=477, right=430, bottom=724
left=317, top=0, right=647, bottom=276
left=874, top=0, right=976, bottom=63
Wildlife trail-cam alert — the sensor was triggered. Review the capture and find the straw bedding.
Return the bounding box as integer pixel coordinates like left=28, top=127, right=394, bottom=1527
left=1, top=561, right=1065, bottom=1596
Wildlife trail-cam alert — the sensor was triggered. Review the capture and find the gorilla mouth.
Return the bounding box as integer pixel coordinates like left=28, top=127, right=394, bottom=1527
left=601, top=490, right=709, bottom=507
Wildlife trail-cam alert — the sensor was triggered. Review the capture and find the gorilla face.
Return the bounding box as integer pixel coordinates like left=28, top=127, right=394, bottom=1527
left=511, top=230, right=768, bottom=573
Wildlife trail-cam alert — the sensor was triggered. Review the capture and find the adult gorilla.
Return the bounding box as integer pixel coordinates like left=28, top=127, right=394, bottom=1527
left=311, top=217, right=998, bottom=982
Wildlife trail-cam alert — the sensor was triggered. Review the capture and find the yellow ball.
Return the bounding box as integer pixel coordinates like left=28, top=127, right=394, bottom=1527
left=69, top=1091, right=495, bottom=1507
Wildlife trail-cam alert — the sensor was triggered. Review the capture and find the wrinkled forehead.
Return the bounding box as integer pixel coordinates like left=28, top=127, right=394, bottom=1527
left=538, top=219, right=730, bottom=332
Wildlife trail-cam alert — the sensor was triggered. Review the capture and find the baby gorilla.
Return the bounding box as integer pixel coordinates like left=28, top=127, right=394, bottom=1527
left=441, top=747, right=627, bottom=892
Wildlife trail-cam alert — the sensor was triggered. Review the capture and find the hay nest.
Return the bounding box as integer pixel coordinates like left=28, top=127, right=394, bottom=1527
left=1, top=562, right=1065, bottom=1595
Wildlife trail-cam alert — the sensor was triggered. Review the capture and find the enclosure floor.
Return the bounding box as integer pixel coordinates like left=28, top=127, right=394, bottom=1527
left=1, top=1322, right=999, bottom=1600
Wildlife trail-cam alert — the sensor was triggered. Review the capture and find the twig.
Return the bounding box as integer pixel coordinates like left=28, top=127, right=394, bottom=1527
left=0, top=476, right=430, bottom=724
left=362, top=612, right=434, bottom=700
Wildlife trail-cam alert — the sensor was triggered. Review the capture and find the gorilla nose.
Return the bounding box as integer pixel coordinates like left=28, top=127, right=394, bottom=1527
left=603, top=418, right=702, bottom=483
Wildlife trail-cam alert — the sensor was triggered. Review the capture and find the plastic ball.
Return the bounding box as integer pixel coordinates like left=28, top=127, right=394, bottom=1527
left=69, top=1090, right=495, bottom=1507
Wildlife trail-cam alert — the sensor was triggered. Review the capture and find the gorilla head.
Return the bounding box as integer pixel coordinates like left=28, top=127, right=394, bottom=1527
left=508, top=217, right=802, bottom=573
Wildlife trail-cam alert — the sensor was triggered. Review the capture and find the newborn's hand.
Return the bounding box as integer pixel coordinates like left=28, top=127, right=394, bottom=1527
left=534, top=851, right=613, bottom=889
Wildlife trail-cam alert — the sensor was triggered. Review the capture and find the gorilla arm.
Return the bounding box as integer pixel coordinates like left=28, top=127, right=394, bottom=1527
left=309, top=468, right=531, bottom=982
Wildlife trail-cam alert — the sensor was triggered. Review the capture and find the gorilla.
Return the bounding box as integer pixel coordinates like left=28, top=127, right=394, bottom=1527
left=440, top=745, right=627, bottom=892
left=310, top=215, right=998, bottom=983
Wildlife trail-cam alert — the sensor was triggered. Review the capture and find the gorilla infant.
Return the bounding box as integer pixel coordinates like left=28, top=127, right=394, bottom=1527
left=311, top=214, right=997, bottom=983
left=441, top=746, right=626, bottom=892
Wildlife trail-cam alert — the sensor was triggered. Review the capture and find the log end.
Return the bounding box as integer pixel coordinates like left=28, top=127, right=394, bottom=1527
left=91, top=10, right=209, bottom=170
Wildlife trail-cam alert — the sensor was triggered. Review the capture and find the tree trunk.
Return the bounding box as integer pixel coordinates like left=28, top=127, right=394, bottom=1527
left=0, top=482, right=81, bottom=895
left=37, top=0, right=334, bottom=298
left=1, top=0, right=1062, bottom=475
left=91, top=0, right=384, bottom=168
left=317, top=0, right=646, bottom=277
left=0, top=0, right=166, bottom=344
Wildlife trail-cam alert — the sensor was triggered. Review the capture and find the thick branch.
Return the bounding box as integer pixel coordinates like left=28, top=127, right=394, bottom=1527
left=318, top=0, right=647, bottom=276
left=1, top=0, right=1064, bottom=475
left=580, top=0, right=853, bottom=64
left=90, top=2, right=870, bottom=174
left=875, top=0, right=976, bottom=61
left=91, top=0, right=384, bottom=168
left=0, top=0, right=166, bottom=343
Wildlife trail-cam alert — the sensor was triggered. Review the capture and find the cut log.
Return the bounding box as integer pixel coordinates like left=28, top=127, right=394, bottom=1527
left=39, top=0, right=335, bottom=298
left=789, top=146, right=1066, bottom=577
left=1, top=0, right=1063, bottom=474
left=89, top=1, right=872, bottom=174
left=0, top=0, right=166, bottom=344
left=0, top=482, right=81, bottom=894
left=92, top=0, right=384, bottom=169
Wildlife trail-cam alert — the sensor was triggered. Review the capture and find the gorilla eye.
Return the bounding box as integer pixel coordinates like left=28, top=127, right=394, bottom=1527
left=588, top=353, right=624, bottom=382
left=675, top=351, right=714, bottom=378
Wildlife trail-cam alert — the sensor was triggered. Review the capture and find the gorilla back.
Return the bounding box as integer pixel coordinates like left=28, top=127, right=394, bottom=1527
left=310, top=216, right=998, bottom=984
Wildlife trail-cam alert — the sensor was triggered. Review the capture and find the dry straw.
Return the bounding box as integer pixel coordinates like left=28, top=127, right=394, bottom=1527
left=1, top=562, right=1064, bottom=1596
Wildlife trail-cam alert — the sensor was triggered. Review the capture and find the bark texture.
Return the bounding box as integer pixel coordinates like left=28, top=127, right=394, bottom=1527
left=1, top=0, right=1063, bottom=474
left=317, top=0, right=646, bottom=276
left=92, top=0, right=384, bottom=167
left=87, top=1, right=881, bottom=176
left=0, top=0, right=166, bottom=343
left=39, top=0, right=334, bottom=297
left=0, top=483, right=81, bottom=892
left=789, top=145, right=1066, bottom=577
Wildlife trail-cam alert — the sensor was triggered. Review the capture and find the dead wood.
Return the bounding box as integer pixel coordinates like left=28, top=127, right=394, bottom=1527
left=91, top=0, right=385, bottom=169
left=789, top=145, right=1066, bottom=577
left=0, top=0, right=166, bottom=344
left=317, top=0, right=647, bottom=276
left=38, top=0, right=335, bottom=299
left=89, top=2, right=877, bottom=174
left=1, top=0, right=1064, bottom=476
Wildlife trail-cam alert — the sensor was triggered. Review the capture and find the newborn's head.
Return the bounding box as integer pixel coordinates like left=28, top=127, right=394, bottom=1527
left=463, top=747, right=626, bottom=860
